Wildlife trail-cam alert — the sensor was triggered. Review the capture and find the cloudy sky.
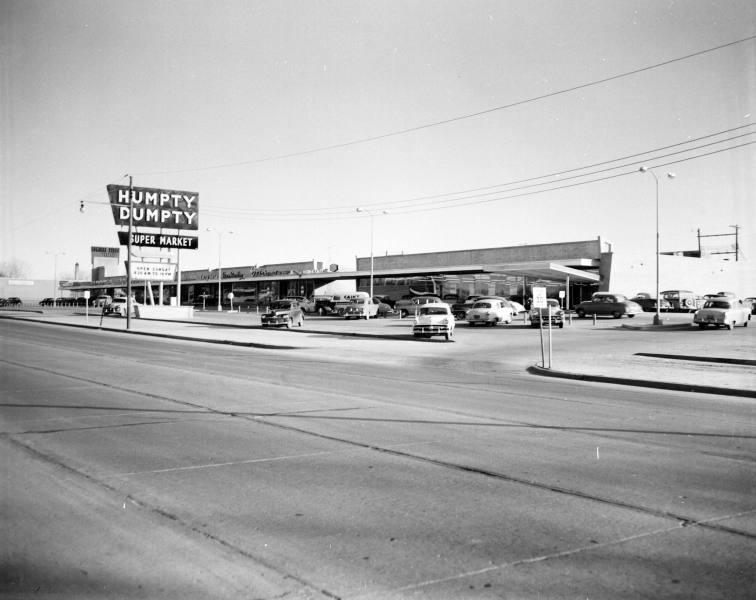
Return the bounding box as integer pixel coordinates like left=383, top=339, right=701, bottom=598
left=2, top=0, right=754, bottom=279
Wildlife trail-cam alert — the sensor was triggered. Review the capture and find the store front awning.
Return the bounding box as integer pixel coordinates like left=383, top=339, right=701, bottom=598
left=352, top=259, right=600, bottom=284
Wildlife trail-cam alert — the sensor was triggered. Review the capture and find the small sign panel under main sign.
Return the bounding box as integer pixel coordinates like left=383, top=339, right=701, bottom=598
left=118, top=231, right=198, bottom=249
left=130, top=262, right=176, bottom=282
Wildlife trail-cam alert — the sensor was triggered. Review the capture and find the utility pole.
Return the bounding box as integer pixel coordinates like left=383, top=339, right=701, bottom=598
left=126, top=175, right=134, bottom=330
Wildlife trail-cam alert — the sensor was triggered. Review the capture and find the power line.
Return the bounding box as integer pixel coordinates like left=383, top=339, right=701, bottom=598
left=202, top=139, right=755, bottom=220
left=133, top=35, right=756, bottom=177
left=209, top=124, right=755, bottom=216
left=204, top=132, right=755, bottom=220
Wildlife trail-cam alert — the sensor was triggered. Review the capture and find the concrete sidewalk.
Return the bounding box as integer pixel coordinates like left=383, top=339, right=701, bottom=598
left=2, top=309, right=754, bottom=397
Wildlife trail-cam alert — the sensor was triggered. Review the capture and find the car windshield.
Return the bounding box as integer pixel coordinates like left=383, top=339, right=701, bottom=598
left=704, top=300, right=731, bottom=309
left=472, top=301, right=492, bottom=309
left=419, top=307, right=448, bottom=315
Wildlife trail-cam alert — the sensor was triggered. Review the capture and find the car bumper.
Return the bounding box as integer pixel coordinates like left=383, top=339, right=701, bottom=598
left=531, top=315, right=563, bottom=324
left=261, top=316, right=289, bottom=325
left=413, top=324, right=452, bottom=335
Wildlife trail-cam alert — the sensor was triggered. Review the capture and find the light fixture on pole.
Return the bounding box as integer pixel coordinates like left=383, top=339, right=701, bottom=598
left=356, top=208, right=388, bottom=319
left=206, top=227, right=233, bottom=311
left=46, top=251, right=66, bottom=307
left=639, top=166, right=676, bottom=326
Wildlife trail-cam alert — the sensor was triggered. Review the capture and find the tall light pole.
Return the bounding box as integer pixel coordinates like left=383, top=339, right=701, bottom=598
left=46, top=251, right=66, bottom=307
left=356, top=208, right=388, bottom=317
left=206, top=227, right=233, bottom=311
left=639, top=166, right=676, bottom=326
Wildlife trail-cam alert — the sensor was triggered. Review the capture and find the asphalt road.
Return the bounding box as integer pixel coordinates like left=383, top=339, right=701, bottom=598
left=1, top=319, right=754, bottom=599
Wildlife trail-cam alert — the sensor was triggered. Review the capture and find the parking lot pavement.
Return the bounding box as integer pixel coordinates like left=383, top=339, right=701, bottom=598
left=2, top=308, right=754, bottom=396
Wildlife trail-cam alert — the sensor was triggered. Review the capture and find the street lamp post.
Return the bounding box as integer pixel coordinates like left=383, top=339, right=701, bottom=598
left=206, top=227, right=233, bottom=311
left=639, top=166, right=676, bottom=326
left=46, top=251, right=66, bottom=307
left=356, top=208, right=388, bottom=319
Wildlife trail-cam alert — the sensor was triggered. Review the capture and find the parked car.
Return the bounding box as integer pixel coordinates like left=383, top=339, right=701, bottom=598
left=106, top=297, right=140, bottom=317
left=507, top=298, right=527, bottom=314
left=373, top=298, right=396, bottom=317
left=451, top=295, right=484, bottom=320
left=311, top=295, right=336, bottom=315
left=93, top=294, right=112, bottom=308
left=261, top=300, right=304, bottom=328
left=693, top=298, right=751, bottom=330
left=282, top=296, right=314, bottom=312
left=466, top=298, right=514, bottom=326
left=394, top=295, right=442, bottom=317
left=575, top=292, right=642, bottom=319
left=412, top=302, right=455, bottom=341
left=343, top=297, right=379, bottom=319
left=39, top=297, right=55, bottom=306
left=661, top=290, right=701, bottom=312
left=5, top=297, right=22, bottom=306
left=630, top=293, right=672, bottom=312
left=530, top=299, right=564, bottom=328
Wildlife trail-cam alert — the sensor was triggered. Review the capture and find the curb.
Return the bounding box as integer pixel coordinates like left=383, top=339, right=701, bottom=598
left=634, top=352, right=756, bottom=367
left=527, top=364, right=756, bottom=398
left=0, top=315, right=301, bottom=350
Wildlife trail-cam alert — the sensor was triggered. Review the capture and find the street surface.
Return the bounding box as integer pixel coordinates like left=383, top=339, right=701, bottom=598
left=1, top=317, right=754, bottom=599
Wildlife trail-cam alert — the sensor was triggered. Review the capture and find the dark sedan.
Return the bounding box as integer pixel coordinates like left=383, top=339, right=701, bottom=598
left=631, top=293, right=672, bottom=312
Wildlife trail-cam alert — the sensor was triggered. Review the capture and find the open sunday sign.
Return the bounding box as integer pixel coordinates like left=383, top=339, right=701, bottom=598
left=107, top=184, right=199, bottom=231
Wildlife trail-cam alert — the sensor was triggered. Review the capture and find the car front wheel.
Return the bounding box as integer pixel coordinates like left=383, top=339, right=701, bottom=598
left=576, top=309, right=586, bottom=318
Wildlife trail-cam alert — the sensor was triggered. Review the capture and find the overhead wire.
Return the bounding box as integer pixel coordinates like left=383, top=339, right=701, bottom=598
left=208, top=123, right=755, bottom=216
left=203, top=131, right=755, bottom=220
left=132, top=35, right=756, bottom=177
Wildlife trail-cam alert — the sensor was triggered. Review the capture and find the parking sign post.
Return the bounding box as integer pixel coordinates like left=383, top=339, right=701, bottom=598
left=532, top=287, right=549, bottom=368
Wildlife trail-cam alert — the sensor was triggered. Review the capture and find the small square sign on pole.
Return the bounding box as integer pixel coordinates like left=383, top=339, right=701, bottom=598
left=532, top=286, right=547, bottom=309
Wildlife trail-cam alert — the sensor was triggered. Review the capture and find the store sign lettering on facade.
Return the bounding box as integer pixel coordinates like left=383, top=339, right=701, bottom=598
left=107, top=184, right=199, bottom=230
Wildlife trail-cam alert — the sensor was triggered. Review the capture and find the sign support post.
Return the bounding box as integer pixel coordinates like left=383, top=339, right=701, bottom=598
left=126, top=175, right=133, bottom=330
left=532, top=286, right=549, bottom=369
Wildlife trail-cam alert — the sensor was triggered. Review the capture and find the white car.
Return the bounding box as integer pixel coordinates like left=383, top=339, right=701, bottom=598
left=343, top=298, right=379, bottom=319
left=466, top=299, right=513, bottom=326
left=107, top=297, right=140, bottom=317
left=693, top=298, right=751, bottom=330
left=412, top=303, right=455, bottom=341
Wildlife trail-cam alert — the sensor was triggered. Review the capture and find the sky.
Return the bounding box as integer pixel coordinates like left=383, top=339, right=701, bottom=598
left=2, top=0, right=754, bottom=281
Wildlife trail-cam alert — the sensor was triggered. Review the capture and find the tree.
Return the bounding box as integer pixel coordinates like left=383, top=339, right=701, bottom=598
left=0, top=259, right=29, bottom=278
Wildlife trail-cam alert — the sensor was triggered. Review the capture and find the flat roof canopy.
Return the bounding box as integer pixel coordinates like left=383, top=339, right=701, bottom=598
left=66, top=258, right=600, bottom=290
left=350, top=259, right=600, bottom=284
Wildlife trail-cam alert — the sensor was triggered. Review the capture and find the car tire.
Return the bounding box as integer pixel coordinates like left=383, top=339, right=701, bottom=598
left=612, top=311, right=622, bottom=319
left=559, top=322, right=564, bottom=328
left=576, top=309, right=586, bottom=318
left=627, top=314, right=635, bottom=318
left=400, top=310, right=408, bottom=318
left=743, top=320, right=748, bottom=327
left=697, top=323, right=706, bottom=329
left=726, top=322, right=734, bottom=330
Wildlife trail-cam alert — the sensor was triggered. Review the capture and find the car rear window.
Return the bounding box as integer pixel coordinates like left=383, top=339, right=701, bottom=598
left=472, top=301, right=492, bottom=308
left=704, top=301, right=731, bottom=309
left=420, top=307, right=448, bottom=315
